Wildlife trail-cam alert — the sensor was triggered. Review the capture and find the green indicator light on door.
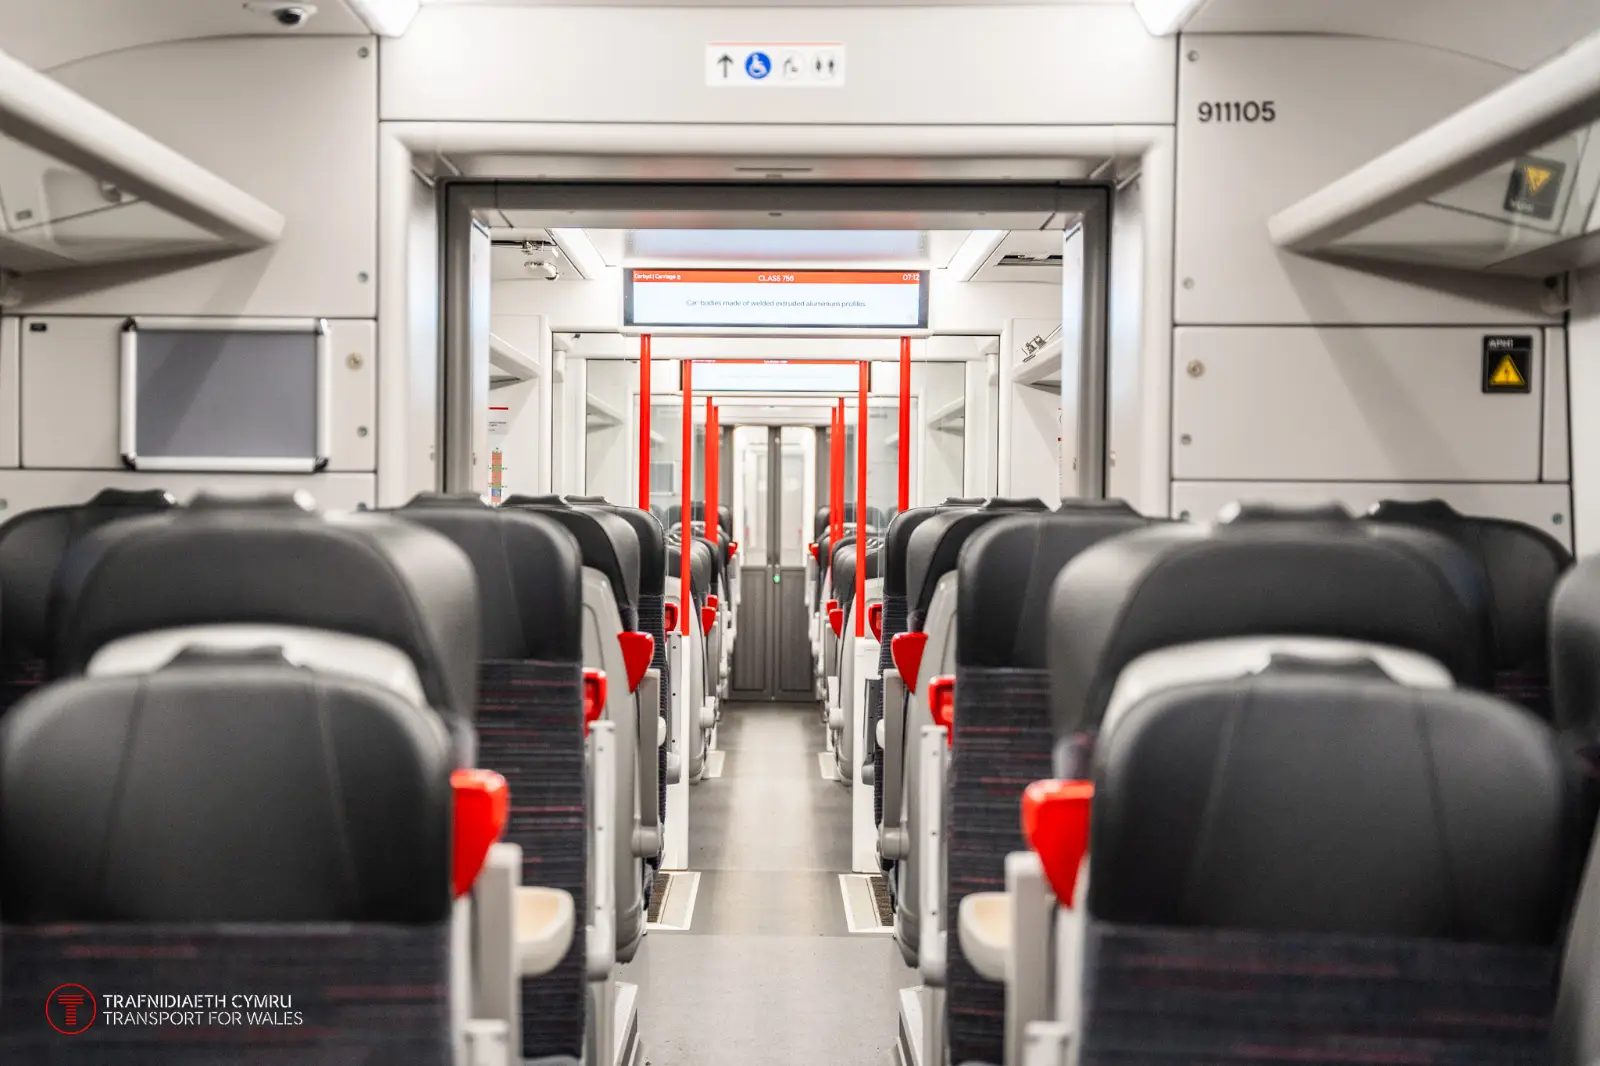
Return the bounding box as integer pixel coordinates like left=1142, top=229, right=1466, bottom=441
left=773, top=574, right=781, bottom=584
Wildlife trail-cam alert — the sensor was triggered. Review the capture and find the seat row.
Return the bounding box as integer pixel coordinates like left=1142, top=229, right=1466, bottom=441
left=0, top=488, right=735, bottom=1065
left=814, top=494, right=1598, bottom=1066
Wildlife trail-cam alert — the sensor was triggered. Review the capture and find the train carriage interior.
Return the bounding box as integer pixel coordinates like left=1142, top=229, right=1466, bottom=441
left=2, top=1, right=1600, bottom=1064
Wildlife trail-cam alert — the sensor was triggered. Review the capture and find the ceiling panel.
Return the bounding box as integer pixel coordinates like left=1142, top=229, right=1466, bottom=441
left=453, top=154, right=1103, bottom=183
left=619, top=228, right=932, bottom=266
left=0, top=0, right=370, bottom=71
left=1184, top=0, right=1600, bottom=71
left=971, top=229, right=1064, bottom=282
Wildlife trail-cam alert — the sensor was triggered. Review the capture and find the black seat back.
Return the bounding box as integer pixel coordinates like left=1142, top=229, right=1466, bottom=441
left=505, top=495, right=640, bottom=631
left=395, top=494, right=588, bottom=1059
left=0, top=651, right=458, bottom=1059
left=1368, top=499, right=1571, bottom=720
left=0, top=489, right=177, bottom=710
left=944, top=505, right=1153, bottom=1065
left=1075, top=666, right=1569, bottom=1063
left=1048, top=503, right=1492, bottom=777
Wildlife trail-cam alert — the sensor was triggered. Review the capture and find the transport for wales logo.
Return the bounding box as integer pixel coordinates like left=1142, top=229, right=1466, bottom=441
left=46, top=984, right=97, bottom=1035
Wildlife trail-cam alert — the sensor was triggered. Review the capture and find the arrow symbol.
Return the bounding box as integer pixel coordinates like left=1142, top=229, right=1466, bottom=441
left=717, top=54, right=733, bottom=78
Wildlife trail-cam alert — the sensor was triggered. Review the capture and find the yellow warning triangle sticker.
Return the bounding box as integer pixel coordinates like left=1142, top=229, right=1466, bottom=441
left=1489, top=353, right=1526, bottom=389
left=1524, top=165, right=1553, bottom=194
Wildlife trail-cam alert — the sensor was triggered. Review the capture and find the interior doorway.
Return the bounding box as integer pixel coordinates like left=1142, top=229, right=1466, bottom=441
left=729, top=425, right=816, bottom=701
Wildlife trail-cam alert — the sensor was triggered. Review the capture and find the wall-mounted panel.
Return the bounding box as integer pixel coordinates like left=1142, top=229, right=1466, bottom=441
left=0, top=471, right=375, bottom=524
left=1544, top=326, right=1570, bottom=482
left=21, top=37, right=377, bottom=318
left=383, top=5, right=1174, bottom=125
left=0, top=318, right=17, bottom=468
left=1173, top=327, right=1543, bottom=481
left=1175, top=34, right=1556, bottom=326
left=20, top=317, right=376, bottom=472
left=1171, top=480, right=1572, bottom=551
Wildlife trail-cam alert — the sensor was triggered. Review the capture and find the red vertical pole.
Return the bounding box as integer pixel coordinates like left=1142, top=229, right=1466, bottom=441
left=639, top=334, right=652, bottom=510
left=832, top=400, right=845, bottom=546
left=898, top=337, right=911, bottom=513
left=706, top=399, right=719, bottom=548
left=856, top=362, right=868, bottom=637
left=680, top=360, right=693, bottom=634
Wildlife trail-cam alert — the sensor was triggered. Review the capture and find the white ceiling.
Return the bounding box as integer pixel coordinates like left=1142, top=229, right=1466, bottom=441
left=1, top=0, right=1595, bottom=76
left=1183, top=0, right=1600, bottom=72
left=0, top=0, right=374, bottom=71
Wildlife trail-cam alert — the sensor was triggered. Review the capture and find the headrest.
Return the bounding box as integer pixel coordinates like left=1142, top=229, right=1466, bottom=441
left=905, top=505, right=1039, bottom=619
left=504, top=495, right=640, bottom=628
left=188, top=490, right=315, bottom=512
left=1058, top=498, right=1141, bottom=515
left=50, top=506, right=479, bottom=721
left=959, top=508, right=1150, bottom=669
left=883, top=507, right=938, bottom=598
left=0, top=489, right=179, bottom=658
left=1550, top=557, right=1600, bottom=741
left=1090, top=671, right=1568, bottom=944
left=575, top=501, right=666, bottom=595
left=1367, top=499, right=1570, bottom=674
left=1221, top=500, right=1355, bottom=525
left=943, top=497, right=985, bottom=507
left=1048, top=515, right=1492, bottom=740
left=982, top=497, right=1050, bottom=511
left=396, top=495, right=583, bottom=661
left=1, top=657, right=454, bottom=922
left=833, top=540, right=883, bottom=612
left=666, top=540, right=711, bottom=601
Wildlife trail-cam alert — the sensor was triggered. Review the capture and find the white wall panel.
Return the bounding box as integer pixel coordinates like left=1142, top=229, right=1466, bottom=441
left=1173, top=327, right=1543, bottom=482
left=21, top=37, right=378, bottom=318
left=1174, top=35, right=1556, bottom=326
left=1544, top=326, right=1570, bottom=483
left=0, top=471, right=376, bottom=523
left=1171, top=480, right=1572, bottom=551
left=383, top=5, right=1174, bottom=125
left=0, top=319, right=17, bottom=469
left=20, top=317, right=377, bottom=472
left=1572, top=265, right=1600, bottom=556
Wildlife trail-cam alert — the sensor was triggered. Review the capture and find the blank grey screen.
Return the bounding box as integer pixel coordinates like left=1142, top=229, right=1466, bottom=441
left=134, top=330, right=318, bottom=460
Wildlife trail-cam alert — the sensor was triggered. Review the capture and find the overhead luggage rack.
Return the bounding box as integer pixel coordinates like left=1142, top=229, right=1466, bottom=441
left=0, top=46, right=283, bottom=287
left=1267, top=28, right=1600, bottom=277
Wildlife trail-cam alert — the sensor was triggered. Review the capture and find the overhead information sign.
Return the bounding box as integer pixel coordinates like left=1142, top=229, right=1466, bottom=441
left=691, top=362, right=859, bottom=393
left=1482, top=335, right=1532, bottom=394
left=705, top=42, right=845, bottom=87
left=625, top=269, right=927, bottom=331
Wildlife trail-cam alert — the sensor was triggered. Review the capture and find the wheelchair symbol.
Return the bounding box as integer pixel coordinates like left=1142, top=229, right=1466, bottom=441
left=745, top=52, right=771, bottom=79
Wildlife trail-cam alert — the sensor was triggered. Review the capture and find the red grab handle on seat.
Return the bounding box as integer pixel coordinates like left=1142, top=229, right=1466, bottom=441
left=729, top=541, right=738, bottom=557
left=618, top=632, right=655, bottom=694
left=583, top=669, right=607, bottom=734
left=928, top=675, right=955, bottom=743
left=809, top=543, right=819, bottom=562
left=828, top=606, right=844, bottom=639
left=452, top=769, right=509, bottom=898
left=825, top=598, right=838, bottom=617
left=707, top=594, right=719, bottom=610
left=663, top=602, right=679, bottom=632
left=891, top=631, right=928, bottom=692
left=701, top=603, right=717, bottom=636
left=868, top=602, right=884, bottom=643
left=1021, top=779, right=1094, bottom=908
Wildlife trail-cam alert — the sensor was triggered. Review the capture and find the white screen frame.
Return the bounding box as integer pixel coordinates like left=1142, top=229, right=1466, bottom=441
left=119, top=315, right=332, bottom=473
left=620, top=268, right=932, bottom=337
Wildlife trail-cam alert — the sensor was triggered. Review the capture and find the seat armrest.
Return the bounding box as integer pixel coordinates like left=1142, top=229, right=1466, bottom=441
left=959, top=891, right=1011, bottom=982
left=516, top=886, right=576, bottom=977
left=918, top=723, right=949, bottom=986
left=472, top=842, right=522, bottom=1051
left=1006, top=851, right=1056, bottom=1066
left=633, top=669, right=662, bottom=859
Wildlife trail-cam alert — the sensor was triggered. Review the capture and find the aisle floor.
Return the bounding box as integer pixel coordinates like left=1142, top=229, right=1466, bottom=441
left=622, top=702, right=913, bottom=1066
